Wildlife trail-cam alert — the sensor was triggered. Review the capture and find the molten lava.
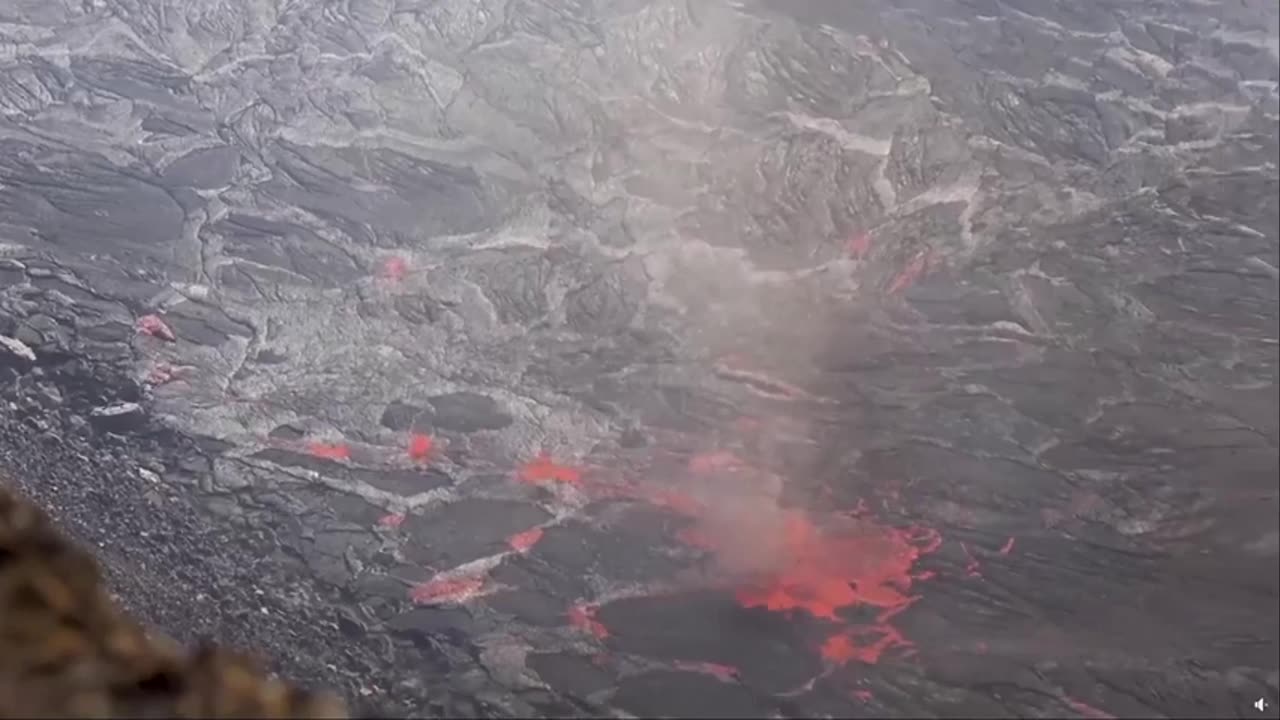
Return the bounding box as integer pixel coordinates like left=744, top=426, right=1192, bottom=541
left=409, top=575, right=485, bottom=605
left=820, top=624, right=907, bottom=665
left=377, top=513, right=405, bottom=529
left=381, top=256, right=408, bottom=282
left=847, top=232, right=873, bottom=259
left=308, top=442, right=351, bottom=461
left=887, top=251, right=931, bottom=294
left=507, top=527, right=544, bottom=553
left=730, top=511, right=934, bottom=619
left=567, top=603, right=609, bottom=639
left=1062, top=696, right=1116, bottom=719
left=136, top=314, right=176, bottom=341
left=407, top=433, right=435, bottom=462
left=666, top=447, right=944, bottom=667
left=517, top=453, right=583, bottom=486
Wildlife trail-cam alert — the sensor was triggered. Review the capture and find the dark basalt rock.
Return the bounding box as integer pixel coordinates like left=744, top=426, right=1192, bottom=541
left=0, top=0, right=1275, bottom=718
left=425, top=392, right=513, bottom=433
left=379, top=400, right=429, bottom=432
left=87, top=401, right=147, bottom=433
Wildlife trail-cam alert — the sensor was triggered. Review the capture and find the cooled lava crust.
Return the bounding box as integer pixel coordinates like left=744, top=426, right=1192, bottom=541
left=1, top=1, right=1278, bottom=717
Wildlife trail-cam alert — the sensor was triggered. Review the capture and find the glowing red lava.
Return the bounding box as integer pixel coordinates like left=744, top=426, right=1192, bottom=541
left=136, top=314, right=176, bottom=341
left=409, top=575, right=485, bottom=605
left=697, top=506, right=945, bottom=668
left=407, top=433, right=435, bottom=462
left=377, top=513, right=405, bottom=529
left=507, top=527, right=544, bottom=553
left=308, top=442, right=351, bottom=461
left=567, top=603, right=609, bottom=639
left=381, top=256, right=408, bottom=282
left=517, top=453, right=583, bottom=486
left=847, top=232, right=873, bottom=259
left=1062, top=696, right=1116, bottom=720
left=821, top=624, right=907, bottom=665
left=733, top=512, right=940, bottom=620
left=887, top=251, right=930, bottom=294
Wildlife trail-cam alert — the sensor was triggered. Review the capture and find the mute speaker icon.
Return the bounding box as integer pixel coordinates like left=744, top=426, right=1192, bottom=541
left=1256, top=697, right=1268, bottom=712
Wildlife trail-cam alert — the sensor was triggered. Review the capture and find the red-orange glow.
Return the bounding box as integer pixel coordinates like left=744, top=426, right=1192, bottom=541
left=518, top=453, right=583, bottom=485
left=377, top=513, right=405, bottom=529
left=567, top=603, right=609, bottom=639
left=381, top=256, right=408, bottom=282
left=408, top=433, right=435, bottom=462
left=820, top=625, right=907, bottom=665
left=1063, top=696, right=1116, bottom=719
left=507, top=527, right=544, bottom=552
left=888, top=251, right=930, bottom=294
left=308, top=442, right=351, bottom=461
left=847, top=232, right=872, bottom=259
left=137, top=314, right=176, bottom=341
left=409, top=575, right=484, bottom=605
left=733, top=512, right=937, bottom=620
left=821, top=632, right=857, bottom=663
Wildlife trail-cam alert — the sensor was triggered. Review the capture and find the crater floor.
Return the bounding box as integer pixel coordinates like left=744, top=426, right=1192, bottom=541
left=1, top=0, right=1278, bottom=717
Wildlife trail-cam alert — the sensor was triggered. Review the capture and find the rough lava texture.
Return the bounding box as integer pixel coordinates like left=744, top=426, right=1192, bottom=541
left=1, top=0, right=1278, bottom=718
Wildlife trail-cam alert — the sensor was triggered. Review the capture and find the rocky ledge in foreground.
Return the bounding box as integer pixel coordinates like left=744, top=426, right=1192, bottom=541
left=0, top=479, right=346, bottom=719
left=1, top=0, right=1278, bottom=718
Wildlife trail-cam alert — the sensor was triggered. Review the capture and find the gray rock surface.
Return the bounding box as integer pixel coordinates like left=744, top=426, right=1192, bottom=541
left=1, top=0, right=1277, bottom=717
